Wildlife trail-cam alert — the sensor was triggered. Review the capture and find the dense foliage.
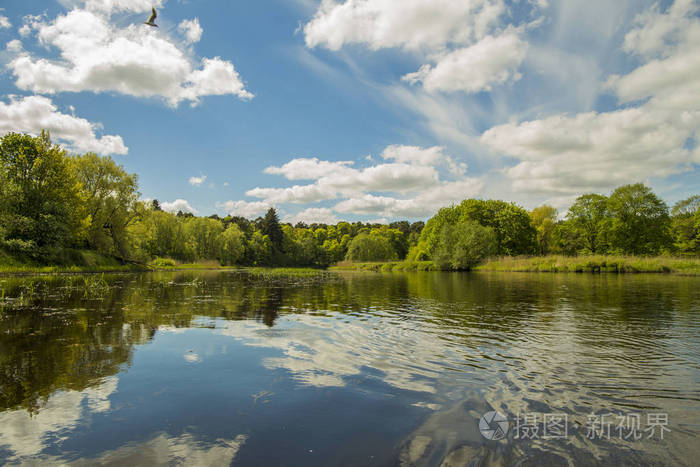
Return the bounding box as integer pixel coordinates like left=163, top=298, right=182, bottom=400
left=1, top=133, right=699, bottom=269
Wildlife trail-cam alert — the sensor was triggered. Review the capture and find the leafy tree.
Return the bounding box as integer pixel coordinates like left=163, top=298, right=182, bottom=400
left=151, top=199, right=162, bottom=211
left=565, top=193, right=610, bottom=254
left=261, top=208, right=284, bottom=251
left=0, top=132, right=82, bottom=258
left=670, top=195, right=700, bottom=254
left=530, top=205, right=558, bottom=255
left=431, top=220, right=497, bottom=270
left=73, top=153, right=140, bottom=258
left=458, top=199, right=536, bottom=255
left=607, top=183, right=671, bottom=254
left=217, top=224, right=245, bottom=265
left=345, top=233, right=398, bottom=261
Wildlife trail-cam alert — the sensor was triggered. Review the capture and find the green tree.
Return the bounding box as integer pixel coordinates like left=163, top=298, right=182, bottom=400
left=458, top=199, right=536, bottom=255
left=0, top=132, right=82, bottom=258
left=565, top=193, right=610, bottom=254
left=216, top=224, right=245, bottom=265
left=530, top=205, right=558, bottom=255
left=670, top=195, right=700, bottom=254
left=345, top=233, right=398, bottom=261
left=607, top=183, right=671, bottom=254
left=431, top=220, right=497, bottom=270
left=73, top=153, right=140, bottom=258
left=261, top=208, right=284, bottom=251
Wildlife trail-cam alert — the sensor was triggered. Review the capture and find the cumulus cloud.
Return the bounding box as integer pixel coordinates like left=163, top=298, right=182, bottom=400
left=161, top=199, right=196, bottom=214
left=284, top=208, right=339, bottom=225
left=304, top=0, right=505, bottom=51
left=481, top=0, right=700, bottom=196
left=304, top=0, right=530, bottom=96
left=6, top=40, right=23, bottom=53
left=8, top=4, right=252, bottom=106
left=178, top=18, right=203, bottom=44
left=0, top=16, right=11, bottom=29
left=402, top=31, right=528, bottom=93
left=0, top=95, right=128, bottom=155
left=248, top=157, right=441, bottom=205
left=263, top=157, right=354, bottom=180
left=334, top=178, right=484, bottom=218
left=222, top=145, right=479, bottom=219
left=189, top=174, right=207, bottom=186
left=217, top=200, right=271, bottom=218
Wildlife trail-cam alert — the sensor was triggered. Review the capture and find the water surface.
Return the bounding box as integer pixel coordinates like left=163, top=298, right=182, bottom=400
left=0, top=271, right=698, bottom=466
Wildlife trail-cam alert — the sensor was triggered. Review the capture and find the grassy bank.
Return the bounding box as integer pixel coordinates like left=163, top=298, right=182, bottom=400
left=0, top=249, right=147, bottom=274
left=475, top=255, right=700, bottom=275
left=330, top=260, right=439, bottom=272
left=332, top=255, right=700, bottom=275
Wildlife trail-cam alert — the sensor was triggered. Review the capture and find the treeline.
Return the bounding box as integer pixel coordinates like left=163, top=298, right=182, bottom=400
left=1, top=132, right=698, bottom=269
left=0, top=132, right=423, bottom=267
left=412, top=186, right=699, bottom=270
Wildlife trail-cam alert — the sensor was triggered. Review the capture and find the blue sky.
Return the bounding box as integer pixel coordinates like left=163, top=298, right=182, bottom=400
left=0, top=0, right=698, bottom=223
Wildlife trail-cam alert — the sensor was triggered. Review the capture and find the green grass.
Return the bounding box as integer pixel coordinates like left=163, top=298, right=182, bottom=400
left=331, top=256, right=700, bottom=275
left=330, top=260, right=438, bottom=272
left=0, top=249, right=145, bottom=274
left=475, top=255, right=700, bottom=275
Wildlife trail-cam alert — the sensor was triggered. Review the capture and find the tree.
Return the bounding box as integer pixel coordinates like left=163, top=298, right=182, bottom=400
left=151, top=199, right=162, bottom=211
left=431, top=220, right=497, bottom=270
left=607, top=183, right=671, bottom=254
left=671, top=195, right=700, bottom=254
left=345, top=233, right=398, bottom=261
left=458, top=199, right=536, bottom=255
left=565, top=193, right=610, bottom=254
left=73, top=153, right=140, bottom=258
left=261, top=208, right=284, bottom=251
left=216, top=224, right=245, bottom=265
left=530, top=205, right=558, bottom=255
left=0, top=131, right=82, bottom=258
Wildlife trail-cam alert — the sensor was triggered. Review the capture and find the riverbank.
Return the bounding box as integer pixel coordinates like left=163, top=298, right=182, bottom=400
left=330, top=261, right=439, bottom=272
left=332, top=255, right=700, bottom=275
left=476, top=255, right=700, bottom=275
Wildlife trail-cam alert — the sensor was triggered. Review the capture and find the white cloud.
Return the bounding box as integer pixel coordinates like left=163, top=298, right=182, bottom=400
left=402, top=31, right=527, bottom=93
left=482, top=107, right=697, bottom=194
left=18, top=24, right=31, bottom=37
left=8, top=6, right=252, bottom=106
left=0, top=16, right=11, bottom=29
left=217, top=200, right=271, bottom=218
left=478, top=0, right=700, bottom=197
left=0, top=95, right=128, bottom=155
left=178, top=18, right=203, bottom=44
left=304, top=0, right=505, bottom=51
left=263, top=157, right=354, bottom=180
left=161, top=199, right=196, bottom=214
left=249, top=161, right=440, bottom=204
left=6, top=40, right=23, bottom=53
left=231, top=144, right=477, bottom=219
left=334, top=178, right=484, bottom=217
left=381, top=144, right=467, bottom=176
left=58, top=0, right=164, bottom=15
left=189, top=174, right=207, bottom=186
left=284, top=207, right=339, bottom=225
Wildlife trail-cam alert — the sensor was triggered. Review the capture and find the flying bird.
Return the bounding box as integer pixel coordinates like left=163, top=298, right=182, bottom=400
left=144, top=7, right=158, bottom=27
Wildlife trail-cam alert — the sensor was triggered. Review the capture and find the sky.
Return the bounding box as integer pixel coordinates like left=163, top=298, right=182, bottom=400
left=0, top=0, right=698, bottom=224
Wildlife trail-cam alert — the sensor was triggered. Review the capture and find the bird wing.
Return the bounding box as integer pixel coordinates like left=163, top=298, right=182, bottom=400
left=148, top=7, right=157, bottom=23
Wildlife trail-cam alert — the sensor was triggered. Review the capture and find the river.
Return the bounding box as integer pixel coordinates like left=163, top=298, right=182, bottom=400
left=0, top=270, right=698, bottom=466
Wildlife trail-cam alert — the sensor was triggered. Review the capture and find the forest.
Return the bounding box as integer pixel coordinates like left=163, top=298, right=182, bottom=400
left=1, top=132, right=699, bottom=270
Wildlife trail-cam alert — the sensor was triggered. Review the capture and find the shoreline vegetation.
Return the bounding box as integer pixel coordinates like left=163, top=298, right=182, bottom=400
left=2, top=132, right=700, bottom=276
left=331, top=256, right=700, bottom=275
left=4, top=252, right=699, bottom=276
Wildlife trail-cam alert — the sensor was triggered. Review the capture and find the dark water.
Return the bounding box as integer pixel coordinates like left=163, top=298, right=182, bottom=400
left=0, top=270, right=698, bottom=466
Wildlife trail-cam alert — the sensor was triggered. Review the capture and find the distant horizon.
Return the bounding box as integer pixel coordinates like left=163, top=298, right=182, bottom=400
left=0, top=0, right=698, bottom=223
